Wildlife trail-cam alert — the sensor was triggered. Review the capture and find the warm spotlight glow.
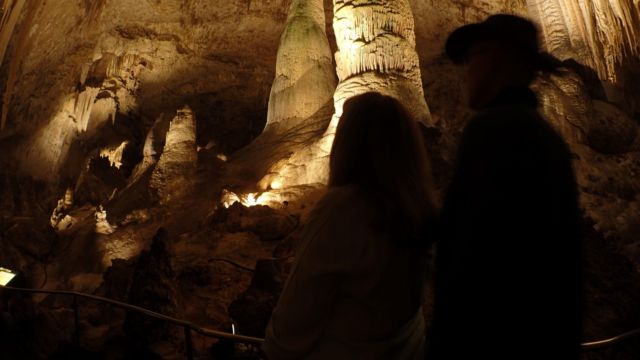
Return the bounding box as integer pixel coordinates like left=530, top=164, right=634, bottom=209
left=244, top=193, right=260, bottom=206
left=270, top=180, right=283, bottom=190
left=221, top=189, right=241, bottom=208
left=0, top=267, right=17, bottom=286
left=221, top=189, right=287, bottom=208
left=217, top=154, right=228, bottom=162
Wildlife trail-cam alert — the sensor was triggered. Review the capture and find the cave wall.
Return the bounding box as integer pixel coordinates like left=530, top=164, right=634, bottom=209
left=1, top=1, right=639, bottom=266
left=0, top=0, right=292, bottom=183
left=1, top=1, right=640, bottom=358
left=0, top=0, right=531, bottom=185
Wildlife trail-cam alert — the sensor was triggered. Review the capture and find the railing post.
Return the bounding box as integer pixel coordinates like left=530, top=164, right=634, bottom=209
left=72, top=294, right=80, bottom=347
left=184, top=326, right=194, bottom=360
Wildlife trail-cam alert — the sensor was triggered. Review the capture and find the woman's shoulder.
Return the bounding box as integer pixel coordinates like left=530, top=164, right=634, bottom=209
left=322, top=185, right=363, bottom=205
left=295, top=185, right=371, bottom=263
left=306, top=185, right=369, bottom=236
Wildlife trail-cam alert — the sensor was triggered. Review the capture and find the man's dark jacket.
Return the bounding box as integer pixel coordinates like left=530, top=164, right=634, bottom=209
left=428, top=86, right=583, bottom=359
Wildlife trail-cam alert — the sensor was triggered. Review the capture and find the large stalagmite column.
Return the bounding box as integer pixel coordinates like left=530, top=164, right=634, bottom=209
left=264, top=0, right=337, bottom=132
left=327, top=0, right=432, bottom=135
left=150, top=107, right=197, bottom=203
left=255, top=0, right=432, bottom=191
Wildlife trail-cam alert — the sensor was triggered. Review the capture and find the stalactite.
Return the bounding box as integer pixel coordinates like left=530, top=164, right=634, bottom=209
left=528, top=0, right=640, bottom=83
left=81, top=0, right=107, bottom=24
left=74, top=87, right=100, bottom=133
left=100, top=141, right=129, bottom=169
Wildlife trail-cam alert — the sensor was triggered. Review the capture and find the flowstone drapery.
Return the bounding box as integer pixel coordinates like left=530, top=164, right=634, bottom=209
left=527, top=0, right=640, bottom=111
left=328, top=0, right=431, bottom=133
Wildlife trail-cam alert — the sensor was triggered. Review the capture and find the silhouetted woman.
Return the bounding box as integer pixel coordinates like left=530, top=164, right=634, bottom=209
left=263, top=92, right=437, bottom=359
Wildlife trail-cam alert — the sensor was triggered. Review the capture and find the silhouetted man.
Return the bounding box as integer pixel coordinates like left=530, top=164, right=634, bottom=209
left=428, top=15, right=583, bottom=359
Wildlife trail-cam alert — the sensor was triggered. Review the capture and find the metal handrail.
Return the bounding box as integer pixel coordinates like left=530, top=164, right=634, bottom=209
left=581, top=327, right=640, bottom=351
left=1, top=285, right=263, bottom=360
left=2, top=285, right=639, bottom=356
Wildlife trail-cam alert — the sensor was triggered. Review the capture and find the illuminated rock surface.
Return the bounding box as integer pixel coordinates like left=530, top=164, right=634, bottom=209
left=331, top=0, right=431, bottom=129
left=247, top=0, right=431, bottom=190
left=527, top=0, right=640, bottom=112
left=265, top=0, right=337, bottom=132
left=0, top=1, right=639, bottom=359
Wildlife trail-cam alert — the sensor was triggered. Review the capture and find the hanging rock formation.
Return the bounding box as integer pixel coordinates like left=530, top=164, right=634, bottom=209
left=527, top=0, right=640, bottom=111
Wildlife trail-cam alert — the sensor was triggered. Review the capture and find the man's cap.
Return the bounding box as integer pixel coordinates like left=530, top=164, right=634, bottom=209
left=445, top=14, right=561, bottom=72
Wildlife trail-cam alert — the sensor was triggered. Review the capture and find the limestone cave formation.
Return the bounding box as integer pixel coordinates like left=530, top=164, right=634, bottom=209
left=0, top=0, right=639, bottom=359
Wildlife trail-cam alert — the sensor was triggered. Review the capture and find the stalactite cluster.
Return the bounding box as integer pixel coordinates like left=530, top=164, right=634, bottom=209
left=100, top=141, right=129, bottom=169
left=74, top=87, right=100, bottom=133
left=528, top=0, right=640, bottom=83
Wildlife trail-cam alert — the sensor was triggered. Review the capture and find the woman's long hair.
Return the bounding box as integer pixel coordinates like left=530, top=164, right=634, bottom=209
left=329, top=92, right=437, bottom=246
